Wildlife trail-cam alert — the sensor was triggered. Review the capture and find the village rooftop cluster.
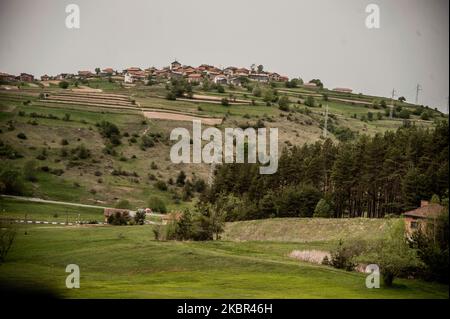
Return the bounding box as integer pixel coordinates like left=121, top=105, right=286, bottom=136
left=0, top=61, right=292, bottom=86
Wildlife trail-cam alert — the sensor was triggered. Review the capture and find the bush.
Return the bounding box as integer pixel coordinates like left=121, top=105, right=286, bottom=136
left=304, top=96, right=315, bottom=107
left=155, top=180, right=168, bottom=191
left=366, top=221, right=421, bottom=286
left=329, top=240, right=362, bottom=271
left=98, top=121, right=121, bottom=145
left=147, top=196, right=167, bottom=213
left=409, top=211, right=449, bottom=283
left=23, top=160, right=38, bottom=182
left=134, top=210, right=146, bottom=225
left=313, top=198, right=334, bottom=217
left=221, top=98, right=230, bottom=106
left=107, top=211, right=130, bottom=225
left=176, top=171, right=186, bottom=186
left=58, top=81, right=69, bottom=89
left=278, top=96, right=290, bottom=112
left=0, top=168, right=26, bottom=195
left=17, top=132, right=27, bottom=140
left=70, top=144, right=90, bottom=159
left=398, top=109, right=410, bottom=119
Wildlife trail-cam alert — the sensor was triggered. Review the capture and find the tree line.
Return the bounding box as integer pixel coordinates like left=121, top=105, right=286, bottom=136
left=202, top=120, right=449, bottom=220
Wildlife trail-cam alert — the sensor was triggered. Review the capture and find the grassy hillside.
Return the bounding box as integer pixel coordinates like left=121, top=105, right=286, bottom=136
left=0, top=78, right=446, bottom=211
left=222, top=217, right=396, bottom=242
left=0, top=223, right=447, bottom=298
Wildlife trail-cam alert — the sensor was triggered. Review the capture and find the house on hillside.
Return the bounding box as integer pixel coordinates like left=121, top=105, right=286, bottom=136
left=187, top=73, right=203, bottom=83
left=77, top=70, right=93, bottom=79
left=228, top=76, right=243, bottom=86
left=235, top=68, right=249, bottom=76
left=303, top=82, right=318, bottom=88
left=124, top=72, right=134, bottom=83
left=124, top=68, right=146, bottom=83
left=333, top=87, right=353, bottom=93
left=40, top=74, right=51, bottom=81
left=249, top=73, right=269, bottom=83
left=56, top=73, right=73, bottom=80
left=169, top=70, right=184, bottom=80
left=223, top=67, right=237, bottom=76
left=101, top=68, right=115, bottom=76
left=170, top=60, right=181, bottom=70
left=268, top=72, right=280, bottom=81
left=213, top=74, right=228, bottom=85
left=403, top=200, right=445, bottom=234
left=0, top=72, right=17, bottom=82
left=19, top=73, right=34, bottom=82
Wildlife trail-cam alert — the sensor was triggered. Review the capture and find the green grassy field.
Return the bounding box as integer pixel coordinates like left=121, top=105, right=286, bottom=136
left=0, top=197, right=104, bottom=223
left=0, top=223, right=447, bottom=298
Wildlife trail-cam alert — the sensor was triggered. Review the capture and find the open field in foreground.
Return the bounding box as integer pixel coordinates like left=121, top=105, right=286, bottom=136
left=0, top=223, right=447, bottom=299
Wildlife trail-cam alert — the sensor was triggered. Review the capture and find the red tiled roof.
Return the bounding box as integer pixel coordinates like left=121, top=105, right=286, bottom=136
left=403, top=203, right=445, bottom=219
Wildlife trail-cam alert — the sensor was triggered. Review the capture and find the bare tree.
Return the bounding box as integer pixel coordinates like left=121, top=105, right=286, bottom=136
left=0, top=225, right=16, bottom=263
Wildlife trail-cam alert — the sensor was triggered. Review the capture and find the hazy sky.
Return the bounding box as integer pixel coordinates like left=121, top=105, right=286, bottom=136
left=0, top=0, right=448, bottom=111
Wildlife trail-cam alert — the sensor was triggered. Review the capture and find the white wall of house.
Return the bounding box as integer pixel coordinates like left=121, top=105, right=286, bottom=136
left=124, top=73, right=134, bottom=83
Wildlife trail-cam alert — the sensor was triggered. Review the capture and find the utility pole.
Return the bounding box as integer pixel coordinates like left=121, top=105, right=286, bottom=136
left=415, top=84, right=422, bottom=105
left=390, top=88, right=396, bottom=119
left=323, top=104, right=329, bottom=138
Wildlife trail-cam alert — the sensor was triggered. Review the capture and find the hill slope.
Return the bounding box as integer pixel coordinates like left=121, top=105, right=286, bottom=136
left=222, top=217, right=397, bottom=242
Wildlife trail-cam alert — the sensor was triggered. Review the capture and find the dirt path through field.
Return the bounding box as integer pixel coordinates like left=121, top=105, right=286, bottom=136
left=143, top=111, right=222, bottom=125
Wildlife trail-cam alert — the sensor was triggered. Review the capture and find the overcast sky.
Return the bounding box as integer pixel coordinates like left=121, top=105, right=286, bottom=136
left=0, top=0, right=448, bottom=111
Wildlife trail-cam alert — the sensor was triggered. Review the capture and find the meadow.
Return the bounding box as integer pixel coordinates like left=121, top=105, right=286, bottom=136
left=0, top=222, right=448, bottom=299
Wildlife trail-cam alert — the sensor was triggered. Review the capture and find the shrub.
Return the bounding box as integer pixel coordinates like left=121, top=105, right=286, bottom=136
left=366, top=221, right=421, bottom=286
left=329, top=240, right=360, bottom=271
left=304, top=96, right=315, bottom=107
left=147, top=196, right=167, bottom=213
left=17, top=132, right=27, bottom=140
left=176, top=171, right=186, bottom=186
left=107, top=211, right=130, bottom=225
left=134, top=210, right=146, bottom=225
left=98, top=121, right=121, bottom=145
left=221, top=98, right=230, bottom=106
left=36, top=148, right=47, bottom=161
left=313, top=198, right=334, bottom=217
left=58, top=81, right=69, bottom=89
left=155, top=180, right=168, bottom=191
left=23, top=160, right=38, bottom=182
left=0, top=168, right=26, bottom=195
left=278, top=96, right=290, bottom=111
left=193, top=178, right=207, bottom=193
left=409, top=211, right=449, bottom=283
left=70, top=144, right=90, bottom=159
